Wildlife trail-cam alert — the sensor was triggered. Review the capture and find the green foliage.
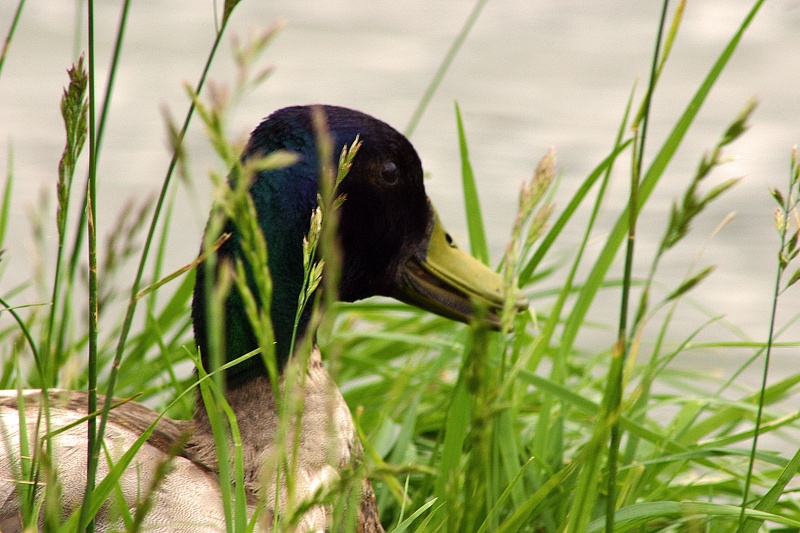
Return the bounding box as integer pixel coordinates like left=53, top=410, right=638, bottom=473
left=1, top=0, right=799, bottom=532
left=454, top=102, right=489, bottom=265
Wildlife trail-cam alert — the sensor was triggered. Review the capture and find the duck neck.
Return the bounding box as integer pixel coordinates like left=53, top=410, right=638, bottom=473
left=193, top=162, right=320, bottom=389
left=193, top=243, right=314, bottom=390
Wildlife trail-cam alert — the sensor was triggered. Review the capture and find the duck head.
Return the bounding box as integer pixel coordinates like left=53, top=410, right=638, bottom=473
left=193, top=105, right=526, bottom=386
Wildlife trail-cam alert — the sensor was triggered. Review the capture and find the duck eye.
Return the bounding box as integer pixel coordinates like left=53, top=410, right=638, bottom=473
left=381, top=162, right=398, bottom=184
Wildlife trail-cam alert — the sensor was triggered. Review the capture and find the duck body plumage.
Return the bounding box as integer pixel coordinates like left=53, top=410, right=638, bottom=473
left=1, top=389, right=226, bottom=532
left=0, top=105, right=522, bottom=531
left=1, top=348, right=367, bottom=532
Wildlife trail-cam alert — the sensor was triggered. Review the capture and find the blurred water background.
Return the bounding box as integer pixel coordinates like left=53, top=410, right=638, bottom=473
left=1, top=1, right=799, bottom=380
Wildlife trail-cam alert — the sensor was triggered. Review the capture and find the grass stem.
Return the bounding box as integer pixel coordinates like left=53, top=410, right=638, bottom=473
left=404, top=0, right=487, bottom=138
left=605, top=3, right=669, bottom=531
left=81, top=0, right=100, bottom=530
left=89, top=13, right=237, bottom=517
left=0, top=0, right=25, bottom=78
left=739, top=148, right=800, bottom=530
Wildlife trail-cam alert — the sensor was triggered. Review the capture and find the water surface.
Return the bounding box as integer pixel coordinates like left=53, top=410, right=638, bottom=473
left=1, top=0, right=799, bottom=379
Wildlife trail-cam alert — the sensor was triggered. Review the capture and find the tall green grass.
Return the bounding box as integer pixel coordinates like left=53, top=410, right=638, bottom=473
left=1, top=0, right=799, bottom=531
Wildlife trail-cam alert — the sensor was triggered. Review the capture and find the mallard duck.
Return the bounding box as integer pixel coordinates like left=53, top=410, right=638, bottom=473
left=0, top=105, right=526, bottom=532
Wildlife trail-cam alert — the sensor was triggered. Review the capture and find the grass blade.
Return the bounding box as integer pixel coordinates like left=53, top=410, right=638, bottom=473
left=0, top=0, right=25, bottom=78
left=454, top=101, right=489, bottom=265
left=0, top=144, right=12, bottom=248
left=404, top=0, right=488, bottom=137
